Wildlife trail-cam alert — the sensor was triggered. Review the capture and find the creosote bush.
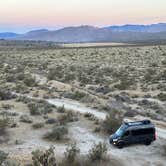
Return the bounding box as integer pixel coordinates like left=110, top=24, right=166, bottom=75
left=57, top=111, right=78, bottom=125
left=84, top=112, right=97, bottom=121
left=28, top=101, right=53, bottom=115
left=102, top=109, right=123, bottom=134
left=0, top=117, right=10, bottom=135
left=32, top=122, right=45, bottom=129
left=23, top=74, right=36, bottom=87
left=57, top=105, right=66, bottom=113
left=88, top=142, right=108, bottom=161
left=157, top=93, right=166, bottom=101
left=31, top=146, right=56, bottom=166
left=0, top=150, right=8, bottom=165
left=44, top=126, right=68, bottom=141
left=64, top=143, right=80, bottom=163
left=0, top=90, right=15, bottom=100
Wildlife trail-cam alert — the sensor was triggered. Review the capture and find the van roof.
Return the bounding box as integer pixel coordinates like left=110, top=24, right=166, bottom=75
left=124, top=120, right=155, bottom=130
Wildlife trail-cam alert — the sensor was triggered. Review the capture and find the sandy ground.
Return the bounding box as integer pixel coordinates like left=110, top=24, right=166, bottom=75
left=1, top=94, right=166, bottom=165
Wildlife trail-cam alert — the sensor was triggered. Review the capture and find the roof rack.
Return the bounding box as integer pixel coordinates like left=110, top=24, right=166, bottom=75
left=124, top=120, right=151, bottom=126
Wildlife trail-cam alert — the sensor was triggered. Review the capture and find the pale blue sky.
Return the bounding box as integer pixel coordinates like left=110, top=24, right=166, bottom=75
left=0, top=0, right=166, bottom=33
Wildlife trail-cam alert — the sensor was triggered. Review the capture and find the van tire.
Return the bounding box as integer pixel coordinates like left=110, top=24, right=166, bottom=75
left=117, top=142, right=124, bottom=149
left=144, top=140, right=151, bottom=146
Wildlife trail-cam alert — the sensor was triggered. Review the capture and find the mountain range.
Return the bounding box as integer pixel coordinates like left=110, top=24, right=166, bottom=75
left=1, top=23, right=166, bottom=43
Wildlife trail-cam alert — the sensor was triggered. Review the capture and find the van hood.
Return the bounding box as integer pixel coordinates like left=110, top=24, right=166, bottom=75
left=109, top=134, right=120, bottom=143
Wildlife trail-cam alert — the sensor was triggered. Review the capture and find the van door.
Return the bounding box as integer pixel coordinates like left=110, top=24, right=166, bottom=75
left=131, top=129, right=141, bottom=144
left=121, top=130, right=131, bottom=145
left=131, top=129, right=146, bottom=143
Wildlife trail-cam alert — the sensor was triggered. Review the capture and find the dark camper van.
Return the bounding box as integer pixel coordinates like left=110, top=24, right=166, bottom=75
left=109, top=120, right=156, bottom=148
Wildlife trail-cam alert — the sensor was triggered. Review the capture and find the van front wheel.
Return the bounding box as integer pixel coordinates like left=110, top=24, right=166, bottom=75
left=144, top=140, right=151, bottom=146
left=117, top=142, right=124, bottom=149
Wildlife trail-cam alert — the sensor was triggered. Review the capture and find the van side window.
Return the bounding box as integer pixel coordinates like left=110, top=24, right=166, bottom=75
left=131, top=130, right=141, bottom=136
left=131, top=128, right=154, bottom=136
left=123, top=131, right=130, bottom=137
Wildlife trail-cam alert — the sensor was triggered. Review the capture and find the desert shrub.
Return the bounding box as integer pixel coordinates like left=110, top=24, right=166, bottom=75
left=44, top=126, right=68, bottom=141
left=32, top=122, right=44, bottom=129
left=47, top=66, right=64, bottom=81
left=28, top=102, right=42, bottom=115
left=0, top=117, right=10, bottom=135
left=31, top=146, right=56, bottom=166
left=14, top=83, right=29, bottom=94
left=6, top=74, right=15, bottom=82
left=162, top=59, right=166, bottom=65
left=3, top=159, right=20, bottom=166
left=64, top=143, right=80, bottom=163
left=114, top=78, right=134, bottom=90
left=57, top=111, right=78, bottom=125
left=143, top=68, right=156, bottom=82
left=0, top=150, right=8, bottom=165
left=84, top=112, right=96, bottom=121
left=23, top=74, right=36, bottom=87
left=157, top=93, right=166, bottom=101
left=150, top=63, right=158, bottom=67
left=16, top=96, right=31, bottom=104
left=16, top=72, right=25, bottom=81
left=28, top=101, right=53, bottom=115
left=57, top=105, right=66, bottom=113
left=72, top=91, right=87, bottom=100
left=64, top=72, right=75, bottom=82
left=88, top=142, right=108, bottom=161
left=102, top=109, right=123, bottom=134
left=1, top=103, right=14, bottom=110
left=94, top=127, right=101, bottom=133
left=0, top=90, right=15, bottom=100
left=33, top=91, right=39, bottom=97
left=124, top=110, right=136, bottom=117
left=63, top=91, right=87, bottom=100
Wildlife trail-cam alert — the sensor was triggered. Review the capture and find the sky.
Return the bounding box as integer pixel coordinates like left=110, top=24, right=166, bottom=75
left=0, top=0, right=166, bottom=33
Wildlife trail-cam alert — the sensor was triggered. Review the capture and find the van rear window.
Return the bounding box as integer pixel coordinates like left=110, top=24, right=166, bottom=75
left=131, top=128, right=154, bottom=136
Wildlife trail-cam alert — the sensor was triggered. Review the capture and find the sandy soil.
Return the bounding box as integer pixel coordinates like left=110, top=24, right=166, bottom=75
left=1, top=94, right=166, bottom=165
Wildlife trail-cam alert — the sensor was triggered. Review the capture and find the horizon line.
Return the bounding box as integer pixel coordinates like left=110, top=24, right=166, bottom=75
left=0, top=22, right=166, bottom=34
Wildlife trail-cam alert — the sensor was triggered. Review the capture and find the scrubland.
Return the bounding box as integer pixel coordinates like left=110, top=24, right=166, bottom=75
left=0, top=41, right=166, bottom=165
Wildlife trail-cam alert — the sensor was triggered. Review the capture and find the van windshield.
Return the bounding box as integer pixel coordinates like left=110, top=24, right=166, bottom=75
left=115, top=124, right=127, bottom=136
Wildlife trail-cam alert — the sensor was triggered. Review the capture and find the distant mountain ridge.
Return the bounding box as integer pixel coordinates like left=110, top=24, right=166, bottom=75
left=105, top=23, right=166, bottom=33
left=0, top=23, right=166, bottom=43
left=0, top=32, right=20, bottom=39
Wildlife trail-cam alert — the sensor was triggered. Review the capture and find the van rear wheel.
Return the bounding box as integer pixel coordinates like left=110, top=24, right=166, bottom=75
left=144, top=140, right=151, bottom=146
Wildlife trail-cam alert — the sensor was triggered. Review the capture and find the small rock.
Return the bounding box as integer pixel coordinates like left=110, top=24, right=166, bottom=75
left=15, top=139, right=24, bottom=145
left=45, top=118, right=57, bottom=124
left=20, top=115, right=33, bottom=123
